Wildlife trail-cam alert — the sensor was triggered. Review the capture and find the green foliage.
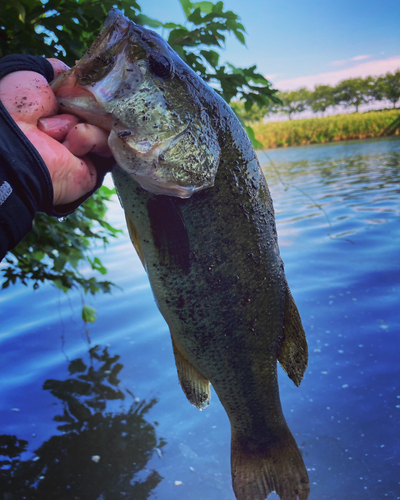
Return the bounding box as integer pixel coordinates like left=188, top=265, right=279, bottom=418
left=373, top=70, right=400, bottom=108
left=0, top=0, right=142, bottom=65
left=1, top=186, right=121, bottom=294
left=308, top=84, right=335, bottom=115
left=333, top=76, right=374, bottom=112
left=253, top=109, right=400, bottom=149
left=82, top=304, right=97, bottom=323
left=243, top=124, right=264, bottom=150
left=277, top=88, right=311, bottom=119
left=167, top=0, right=278, bottom=107
left=0, top=0, right=277, bottom=306
left=230, top=100, right=269, bottom=124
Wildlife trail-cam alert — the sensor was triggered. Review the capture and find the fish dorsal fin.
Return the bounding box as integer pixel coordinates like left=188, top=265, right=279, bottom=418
left=278, top=285, right=308, bottom=387
left=124, top=212, right=145, bottom=268
left=171, top=335, right=211, bottom=410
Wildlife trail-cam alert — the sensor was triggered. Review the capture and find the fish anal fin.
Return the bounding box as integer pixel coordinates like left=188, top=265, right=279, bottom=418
left=278, top=286, right=308, bottom=387
left=171, top=335, right=211, bottom=410
left=125, top=212, right=145, bottom=268
left=231, top=428, right=310, bottom=500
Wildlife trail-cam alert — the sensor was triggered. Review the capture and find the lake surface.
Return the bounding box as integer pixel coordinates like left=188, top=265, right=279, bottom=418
left=1, top=136, right=399, bottom=500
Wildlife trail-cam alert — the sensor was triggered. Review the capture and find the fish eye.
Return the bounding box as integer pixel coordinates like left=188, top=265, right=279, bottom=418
left=148, top=55, right=172, bottom=79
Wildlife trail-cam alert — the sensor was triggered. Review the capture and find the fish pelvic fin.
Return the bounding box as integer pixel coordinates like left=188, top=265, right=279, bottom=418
left=171, top=335, right=211, bottom=410
left=278, top=286, right=308, bottom=387
left=125, top=213, right=145, bottom=268
left=231, top=428, right=310, bottom=500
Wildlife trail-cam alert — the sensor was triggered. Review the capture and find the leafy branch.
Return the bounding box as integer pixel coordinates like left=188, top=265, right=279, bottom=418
left=1, top=186, right=121, bottom=295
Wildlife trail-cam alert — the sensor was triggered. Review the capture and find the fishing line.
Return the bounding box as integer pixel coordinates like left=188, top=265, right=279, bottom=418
left=57, top=289, right=69, bottom=362
left=259, top=150, right=354, bottom=244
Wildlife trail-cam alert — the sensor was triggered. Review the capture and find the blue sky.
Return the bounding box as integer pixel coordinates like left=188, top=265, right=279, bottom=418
left=140, top=0, right=400, bottom=90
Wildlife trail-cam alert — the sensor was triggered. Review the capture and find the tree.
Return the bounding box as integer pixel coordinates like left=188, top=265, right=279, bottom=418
left=276, top=87, right=311, bottom=119
left=373, top=70, right=400, bottom=108
left=333, top=76, right=374, bottom=112
left=309, top=84, right=335, bottom=115
left=0, top=0, right=278, bottom=311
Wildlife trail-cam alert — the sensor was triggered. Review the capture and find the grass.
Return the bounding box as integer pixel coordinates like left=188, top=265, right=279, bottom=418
left=252, top=108, right=400, bottom=149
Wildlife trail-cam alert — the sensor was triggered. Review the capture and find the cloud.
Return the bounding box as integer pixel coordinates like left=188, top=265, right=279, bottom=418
left=330, top=54, right=371, bottom=67
left=352, top=54, right=371, bottom=61
left=265, top=73, right=281, bottom=81
left=273, top=55, right=400, bottom=91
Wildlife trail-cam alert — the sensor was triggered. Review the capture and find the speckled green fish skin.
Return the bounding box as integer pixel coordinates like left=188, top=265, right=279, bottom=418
left=54, top=10, right=310, bottom=500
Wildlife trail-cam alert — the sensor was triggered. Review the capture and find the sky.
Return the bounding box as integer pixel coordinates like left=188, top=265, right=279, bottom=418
left=140, top=0, right=400, bottom=91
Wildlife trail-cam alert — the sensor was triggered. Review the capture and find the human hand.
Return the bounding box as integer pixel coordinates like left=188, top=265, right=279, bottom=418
left=0, top=58, right=113, bottom=206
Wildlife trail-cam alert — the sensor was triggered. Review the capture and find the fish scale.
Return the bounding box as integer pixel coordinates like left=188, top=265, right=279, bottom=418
left=52, top=9, right=309, bottom=500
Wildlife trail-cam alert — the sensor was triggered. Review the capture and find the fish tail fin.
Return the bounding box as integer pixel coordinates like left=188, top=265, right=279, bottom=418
left=231, top=428, right=310, bottom=500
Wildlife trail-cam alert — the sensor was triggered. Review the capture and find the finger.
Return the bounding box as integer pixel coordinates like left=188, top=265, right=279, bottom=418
left=38, top=114, right=80, bottom=141
left=47, top=58, right=70, bottom=79
left=63, top=123, right=113, bottom=158
left=24, top=128, right=98, bottom=205
left=0, top=71, right=58, bottom=122
left=52, top=155, right=98, bottom=206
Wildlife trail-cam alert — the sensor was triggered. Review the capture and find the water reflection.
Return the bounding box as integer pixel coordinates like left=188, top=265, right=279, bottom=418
left=0, top=346, right=165, bottom=500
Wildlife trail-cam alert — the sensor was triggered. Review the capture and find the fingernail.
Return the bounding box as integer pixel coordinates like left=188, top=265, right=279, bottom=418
left=38, top=117, right=62, bottom=132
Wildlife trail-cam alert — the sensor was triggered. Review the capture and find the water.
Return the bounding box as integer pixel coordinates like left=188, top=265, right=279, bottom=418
left=1, top=136, right=399, bottom=499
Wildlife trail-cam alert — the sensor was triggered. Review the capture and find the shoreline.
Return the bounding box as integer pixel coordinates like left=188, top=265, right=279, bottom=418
left=252, top=109, right=400, bottom=149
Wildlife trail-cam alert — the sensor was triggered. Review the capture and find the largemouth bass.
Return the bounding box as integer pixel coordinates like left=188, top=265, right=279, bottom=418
left=52, top=10, right=309, bottom=500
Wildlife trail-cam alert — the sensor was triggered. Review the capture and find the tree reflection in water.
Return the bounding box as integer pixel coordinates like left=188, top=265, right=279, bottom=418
left=0, top=346, right=165, bottom=500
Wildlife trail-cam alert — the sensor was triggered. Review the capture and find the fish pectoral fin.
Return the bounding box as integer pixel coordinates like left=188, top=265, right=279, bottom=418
left=125, top=212, right=145, bottom=268
left=278, top=285, right=308, bottom=387
left=171, top=335, right=211, bottom=411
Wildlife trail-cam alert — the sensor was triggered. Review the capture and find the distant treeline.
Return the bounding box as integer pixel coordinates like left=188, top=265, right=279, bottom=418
left=232, top=70, right=400, bottom=122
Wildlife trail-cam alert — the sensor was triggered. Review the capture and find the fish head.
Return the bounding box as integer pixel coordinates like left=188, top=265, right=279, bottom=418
left=52, top=9, right=221, bottom=198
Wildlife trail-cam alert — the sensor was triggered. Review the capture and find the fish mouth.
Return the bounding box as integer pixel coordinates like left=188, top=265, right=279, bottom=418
left=115, top=120, right=190, bottom=158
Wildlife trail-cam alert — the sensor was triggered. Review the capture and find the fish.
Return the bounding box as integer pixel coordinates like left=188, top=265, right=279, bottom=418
left=52, top=9, right=310, bottom=500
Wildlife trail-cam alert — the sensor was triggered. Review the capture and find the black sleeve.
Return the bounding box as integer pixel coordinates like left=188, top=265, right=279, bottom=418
left=0, top=54, right=113, bottom=262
